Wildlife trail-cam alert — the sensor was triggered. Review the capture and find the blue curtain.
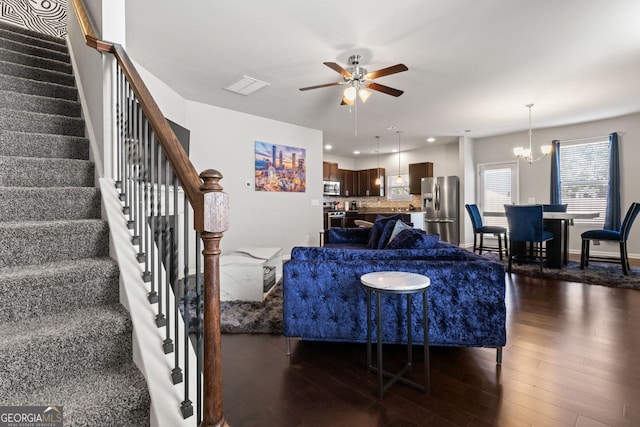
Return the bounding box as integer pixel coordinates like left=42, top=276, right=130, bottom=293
left=549, top=140, right=561, bottom=204
left=604, top=132, right=620, bottom=230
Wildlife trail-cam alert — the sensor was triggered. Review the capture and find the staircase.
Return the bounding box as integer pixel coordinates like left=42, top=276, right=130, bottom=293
left=0, top=20, right=150, bottom=425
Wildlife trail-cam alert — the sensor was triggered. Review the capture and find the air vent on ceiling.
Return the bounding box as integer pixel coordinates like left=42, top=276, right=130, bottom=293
left=223, top=75, right=269, bottom=96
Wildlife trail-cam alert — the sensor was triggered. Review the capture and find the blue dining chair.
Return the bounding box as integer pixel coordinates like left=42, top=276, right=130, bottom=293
left=580, top=202, right=640, bottom=275
left=543, top=204, right=568, bottom=213
left=465, top=204, right=508, bottom=260
left=504, top=204, right=554, bottom=273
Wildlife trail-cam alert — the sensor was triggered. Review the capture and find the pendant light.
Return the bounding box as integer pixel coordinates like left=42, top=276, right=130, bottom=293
left=374, top=136, right=381, bottom=186
left=395, top=131, right=403, bottom=184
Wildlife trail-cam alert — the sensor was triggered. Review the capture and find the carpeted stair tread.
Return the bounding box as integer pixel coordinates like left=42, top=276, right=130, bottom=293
left=0, top=59, right=75, bottom=87
left=0, top=47, right=72, bottom=75
left=0, top=257, right=119, bottom=322
left=0, top=155, right=93, bottom=187
left=0, top=19, right=66, bottom=46
left=0, top=27, right=68, bottom=53
left=0, top=36, right=69, bottom=64
left=0, top=187, right=101, bottom=221
left=0, top=107, right=84, bottom=136
left=0, top=304, right=135, bottom=397
left=0, top=130, right=89, bottom=159
left=5, top=361, right=150, bottom=427
left=0, top=89, right=80, bottom=116
left=0, top=19, right=150, bottom=423
left=0, top=219, right=109, bottom=267
left=0, top=71, right=76, bottom=100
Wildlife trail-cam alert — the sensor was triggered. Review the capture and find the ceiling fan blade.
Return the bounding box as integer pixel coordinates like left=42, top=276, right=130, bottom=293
left=299, top=82, right=343, bottom=91
left=364, top=64, right=408, bottom=80
left=365, top=82, right=404, bottom=97
left=324, top=62, right=352, bottom=79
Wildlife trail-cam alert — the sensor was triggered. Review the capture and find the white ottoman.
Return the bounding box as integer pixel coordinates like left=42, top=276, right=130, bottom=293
left=219, top=247, right=282, bottom=301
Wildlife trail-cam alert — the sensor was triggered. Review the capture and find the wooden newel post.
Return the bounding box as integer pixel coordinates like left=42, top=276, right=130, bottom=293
left=199, top=169, right=230, bottom=427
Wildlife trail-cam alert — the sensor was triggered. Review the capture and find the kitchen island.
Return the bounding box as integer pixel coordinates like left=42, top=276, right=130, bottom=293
left=324, top=209, right=424, bottom=230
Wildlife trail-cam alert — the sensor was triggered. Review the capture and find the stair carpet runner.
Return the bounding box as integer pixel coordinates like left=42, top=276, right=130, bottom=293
left=0, top=21, right=150, bottom=425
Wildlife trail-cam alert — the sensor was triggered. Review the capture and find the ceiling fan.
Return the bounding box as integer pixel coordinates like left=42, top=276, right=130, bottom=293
left=299, top=54, right=408, bottom=105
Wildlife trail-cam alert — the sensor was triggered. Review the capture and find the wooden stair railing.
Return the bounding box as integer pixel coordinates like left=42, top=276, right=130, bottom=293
left=70, top=1, right=229, bottom=426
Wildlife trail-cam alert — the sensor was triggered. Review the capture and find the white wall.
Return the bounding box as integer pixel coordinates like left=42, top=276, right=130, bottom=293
left=134, top=61, right=187, bottom=125
left=459, top=136, right=476, bottom=247
left=323, top=154, right=356, bottom=171
left=66, top=5, right=105, bottom=176
left=324, top=142, right=460, bottom=178
left=125, top=63, right=323, bottom=259
left=186, top=101, right=323, bottom=256
left=474, top=111, right=640, bottom=258
left=67, top=0, right=126, bottom=179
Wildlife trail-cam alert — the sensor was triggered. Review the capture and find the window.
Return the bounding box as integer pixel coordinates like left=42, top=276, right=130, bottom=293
left=386, top=174, right=411, bottom=200
left=478, top=162, right=517, bottom=228
left=559, top=139, right=609, bottom=224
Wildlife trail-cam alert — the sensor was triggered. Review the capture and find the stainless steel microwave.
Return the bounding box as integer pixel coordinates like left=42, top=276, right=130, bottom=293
left=323, top=181, right=340, bottom=196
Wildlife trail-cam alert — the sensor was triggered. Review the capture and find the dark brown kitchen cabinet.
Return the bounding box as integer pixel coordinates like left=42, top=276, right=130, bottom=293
left=344, top=211, right=365, bottom=228
left=357, top=168, right=385, bottom=196
left=409, top=162, right=433, bottom=194
left=338, top=169, right=357, bottom=197
left=368, top=167, right=385, bottom=197
left=323, top=161, right=338, bottom=181
left=357, top=170, right=370, bottom=196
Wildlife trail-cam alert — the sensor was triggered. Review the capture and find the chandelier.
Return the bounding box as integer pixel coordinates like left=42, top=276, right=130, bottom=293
left=513, top=104, right=551, bottom=163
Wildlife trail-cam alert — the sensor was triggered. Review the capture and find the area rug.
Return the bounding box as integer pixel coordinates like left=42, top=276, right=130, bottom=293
left=481, top=252, right=640, bottom=290
left=181, top=281, right=283, bottom=335
left=219, top=281, right=283, bottom=334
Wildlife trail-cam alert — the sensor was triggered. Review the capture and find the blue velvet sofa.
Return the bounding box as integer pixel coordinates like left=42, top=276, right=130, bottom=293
left=283, top=221, right=506, bottom=362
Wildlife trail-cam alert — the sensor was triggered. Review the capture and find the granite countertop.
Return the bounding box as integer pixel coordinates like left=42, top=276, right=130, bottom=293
left=324, top=208, right=423, bottom=214
left=346, top=208, right=421, bottom=214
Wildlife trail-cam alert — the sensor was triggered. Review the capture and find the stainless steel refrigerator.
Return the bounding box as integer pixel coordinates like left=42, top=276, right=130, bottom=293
left=421, top=176, right=460, bottom=245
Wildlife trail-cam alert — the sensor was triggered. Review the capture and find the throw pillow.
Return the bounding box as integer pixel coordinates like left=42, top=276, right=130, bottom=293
left=377, top=220, right=398, bottom=249
left=366, top=215, right=403, bottom=249
left=386, top=220, right=412, bottom=247
left=386, top=229, right=440, bottom=250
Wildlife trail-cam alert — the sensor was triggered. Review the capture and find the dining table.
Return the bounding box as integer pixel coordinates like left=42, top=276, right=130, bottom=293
left=541, top=211, right=599, bottom=268
left=485, top=210, right=600, bottom=269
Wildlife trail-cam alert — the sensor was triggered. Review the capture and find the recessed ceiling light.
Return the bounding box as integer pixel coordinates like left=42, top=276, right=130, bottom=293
left=386, top=125, right=397, bottom=130
left=427, top=137, right=436, bottom=143
left=324, top=144, right=332, bottom=150
left=392, top=149, right=398, bottom=153
left=223, top=75, right=269, bottom=96
left=353, top=150, right=360, bottom=155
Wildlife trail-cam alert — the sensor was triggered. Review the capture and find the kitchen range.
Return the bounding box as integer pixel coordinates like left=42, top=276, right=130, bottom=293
left=323, top=201, right=345, bottom=228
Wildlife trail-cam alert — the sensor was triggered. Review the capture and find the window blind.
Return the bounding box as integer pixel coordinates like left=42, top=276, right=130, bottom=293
left=482, top=168, right=512, bottom=227
left=560, top=140, right=609, bottom=224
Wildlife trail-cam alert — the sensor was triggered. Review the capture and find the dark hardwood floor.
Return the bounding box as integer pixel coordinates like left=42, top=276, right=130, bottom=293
left=220, top=272, right=640, bottom=426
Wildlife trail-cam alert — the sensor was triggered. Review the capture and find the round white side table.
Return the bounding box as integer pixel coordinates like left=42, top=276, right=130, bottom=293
left=360, top=271, right=431, bottom=398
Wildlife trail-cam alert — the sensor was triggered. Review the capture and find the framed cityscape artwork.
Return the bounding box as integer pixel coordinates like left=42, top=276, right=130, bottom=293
left=254, top=141, right=306, bottom=192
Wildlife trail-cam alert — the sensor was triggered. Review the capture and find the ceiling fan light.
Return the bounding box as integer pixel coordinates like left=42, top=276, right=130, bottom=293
left=358, top=88, right=372, bottom=103
left=343, top=86, right=357, bottom=102
left=341, top=96, right=354, bottom=106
